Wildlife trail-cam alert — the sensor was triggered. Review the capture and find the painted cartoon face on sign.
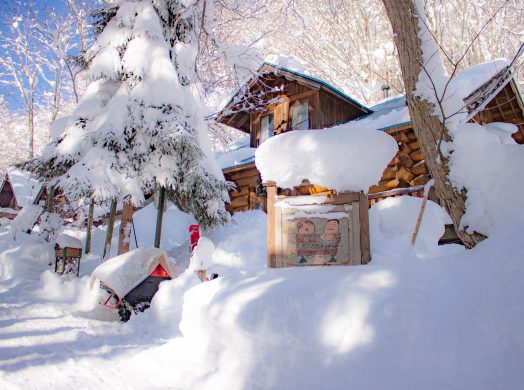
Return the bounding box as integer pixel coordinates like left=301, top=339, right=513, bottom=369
left=296, top=219, right=315, bottom=235
left=323, top=219, right=340, bottom=236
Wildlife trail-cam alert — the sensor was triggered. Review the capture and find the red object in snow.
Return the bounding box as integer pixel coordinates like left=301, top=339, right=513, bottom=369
left=189, top=224, right=200, bottom=252
left=150, top=263, right=171, bottom=278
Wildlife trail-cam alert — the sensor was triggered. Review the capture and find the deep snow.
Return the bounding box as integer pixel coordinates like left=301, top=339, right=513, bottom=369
left=0, top=198, right=523, bottom=389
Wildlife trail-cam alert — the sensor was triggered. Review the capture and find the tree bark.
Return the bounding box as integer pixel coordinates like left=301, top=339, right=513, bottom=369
left=103, top=198, right=117, bottom=260
left=118, top=201, right=134, bottom=255
left=381, top=0, right=485, bottom=248
left=85, top=198, right=94, bottom=254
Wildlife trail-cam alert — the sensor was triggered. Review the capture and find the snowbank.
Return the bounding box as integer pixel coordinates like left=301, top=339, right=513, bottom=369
left=449, top=122, right=524, bottom=235
left=369, top=195, right=452, bottom=256
left=255, top=124, right=397, bottom=192
left=0, top=207, right=524, bottom=389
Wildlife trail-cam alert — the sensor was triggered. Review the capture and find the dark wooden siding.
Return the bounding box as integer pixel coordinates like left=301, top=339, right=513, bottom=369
left=0, top=181, right=16, bottom=209
left=318, top=90, right=364, bottom=128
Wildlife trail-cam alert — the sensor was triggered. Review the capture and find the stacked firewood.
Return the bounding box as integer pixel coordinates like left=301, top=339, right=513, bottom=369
left=369, top=127, right=430, bottom=193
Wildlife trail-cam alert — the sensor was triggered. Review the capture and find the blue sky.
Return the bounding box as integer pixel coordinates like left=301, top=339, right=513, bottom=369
left=0, top=0, right=98, bottom=111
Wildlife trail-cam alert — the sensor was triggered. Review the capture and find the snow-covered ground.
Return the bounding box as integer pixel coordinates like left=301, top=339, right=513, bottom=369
left=0, top=198, right=523, bottom=389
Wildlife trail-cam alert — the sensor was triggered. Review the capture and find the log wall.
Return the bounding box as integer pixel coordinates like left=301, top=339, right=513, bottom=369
left=369, top=125, right=431, bottom=195
left=224, top=164, right=265, bottom=214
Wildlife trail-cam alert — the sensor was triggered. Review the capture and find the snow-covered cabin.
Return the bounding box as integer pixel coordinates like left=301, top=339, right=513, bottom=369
left=216, top=62, right=372, bottom=212
left=0, top=170, right=42, bottom=218
left=216, top=60, right=524, bottom=214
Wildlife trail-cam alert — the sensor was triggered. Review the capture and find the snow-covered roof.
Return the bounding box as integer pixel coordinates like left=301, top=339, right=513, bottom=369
left=55, top=233, right=83, bottom=249
left=356, top=59, right=513, bottom=132
left=216, top=147, right=256, bottom=171
left=90, top=247, right=176, bottom=299
left=5, top=170, right=42, bottom=208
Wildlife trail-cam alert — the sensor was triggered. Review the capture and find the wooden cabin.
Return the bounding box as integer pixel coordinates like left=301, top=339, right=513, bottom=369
left=0, top=171, right=41, bottom=219
left=368, top=64, right=524, bottom=206
left=217, top=61, right=524, bottom=213
left=218, top=62, right=371, bottom=213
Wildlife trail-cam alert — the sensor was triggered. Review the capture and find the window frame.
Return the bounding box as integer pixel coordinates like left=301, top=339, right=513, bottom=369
left=290, top=100, right=310, bottom=131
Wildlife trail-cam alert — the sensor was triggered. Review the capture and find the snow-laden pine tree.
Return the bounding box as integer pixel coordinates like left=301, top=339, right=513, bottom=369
left=21, top=0, right=230, bottom=229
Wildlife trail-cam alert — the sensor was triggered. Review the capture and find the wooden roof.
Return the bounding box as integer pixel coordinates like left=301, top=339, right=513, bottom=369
left=465, top=67, right=524, bottom=143
left=216, top=63, right=372, bottom=133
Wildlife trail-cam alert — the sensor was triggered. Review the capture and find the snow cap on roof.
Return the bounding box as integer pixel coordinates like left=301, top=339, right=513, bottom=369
left=7, top=170, right=42, bottom=208
left=90, top=247, right=176, bottom=298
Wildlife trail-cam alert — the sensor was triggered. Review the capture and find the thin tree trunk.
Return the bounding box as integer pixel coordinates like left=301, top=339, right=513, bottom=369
left=154, top=187, right=166, bottom=248
left=381, top=0, right=485, bottom=248
left=28, top=108, right=35, bottom=159
left=46, top=186, right=55, bottom=212
left=85, top=199, right=94, bottom=254
left=118, top=201, right=134, bottom=255
left=103, top=198, right=117, bottom=260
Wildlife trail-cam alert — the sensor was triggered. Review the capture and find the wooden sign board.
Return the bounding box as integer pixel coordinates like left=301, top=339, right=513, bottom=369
left=266, top=183, right=370, bottom=268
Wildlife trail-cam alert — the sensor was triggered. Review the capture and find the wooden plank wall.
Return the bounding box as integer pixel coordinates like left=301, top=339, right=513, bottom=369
left=319, top=90, right=364, bottom=128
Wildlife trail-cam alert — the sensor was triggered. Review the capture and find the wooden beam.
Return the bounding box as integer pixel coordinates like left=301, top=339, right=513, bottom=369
left=154, top=187, right=165, bottom=248
left=358, top=193, right=371, bottom=264
left=118, top=201, right=134, bottom=255
left=103, top=198, right=117, bottom=260
left=266, top=182, right=277, bottom=268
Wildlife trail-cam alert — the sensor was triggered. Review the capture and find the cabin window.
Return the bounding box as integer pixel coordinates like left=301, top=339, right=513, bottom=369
left=290, top=101, right=309, bottom=130
left=260, top=113, right=274, bottom=144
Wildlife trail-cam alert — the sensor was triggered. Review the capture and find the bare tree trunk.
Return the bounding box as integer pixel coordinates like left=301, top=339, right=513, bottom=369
left=381, top=0, right=485, bottom=248
left=28, top=108, right=34, bottom=159
left=118, top=201, right=134, bottom=255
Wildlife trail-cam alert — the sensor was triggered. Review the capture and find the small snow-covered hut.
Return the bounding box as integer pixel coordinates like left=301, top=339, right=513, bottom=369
left=0, top=170, right=42, bottom=218
left=90, top=247, right=176, bottom=300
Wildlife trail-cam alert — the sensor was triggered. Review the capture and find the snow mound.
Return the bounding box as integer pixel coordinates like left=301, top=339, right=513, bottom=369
left=369, top=196, right=451, bottom=255
left=190, top=237, right=215, bottom=270
left=255, top=124, right=397, bottom=192
left=450, top=122, right=524, bottom=235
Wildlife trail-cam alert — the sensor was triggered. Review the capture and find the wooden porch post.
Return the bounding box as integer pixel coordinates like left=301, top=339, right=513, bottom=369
left=154, top=187, right=165, bottom=248
left=103, top=198, right=117, bottom=260
left=118, top=201, right=134, bottom=255
left=359, top=192, right=371, bottom=264
left=265, top=182, right=277, bottom=268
